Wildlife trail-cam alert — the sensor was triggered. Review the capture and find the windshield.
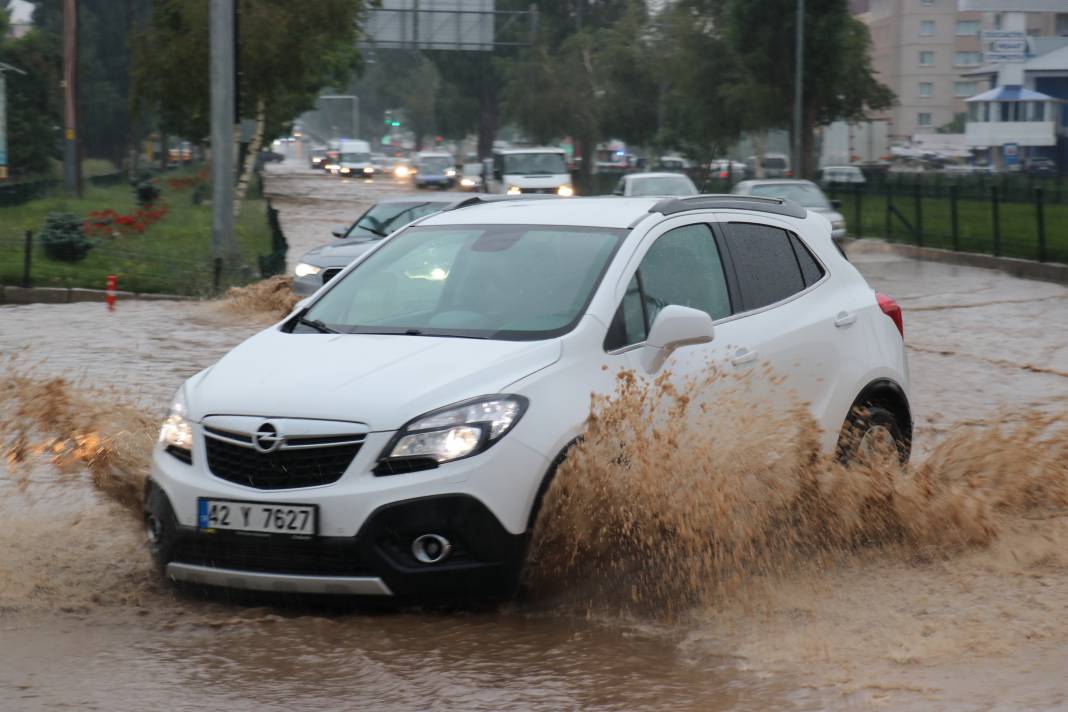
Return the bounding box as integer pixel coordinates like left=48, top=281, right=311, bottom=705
left=418, top=157, right=454, bottom=173
left=502, top=153, right=568, bottom=175
left=305, top=224, right=625, bottom=340
left=629, top=176, right=698, bottom=197
left=750, top=182, right=830, bottom=209
left=341, top=152, right=371, bottom=163
left=347, top=201, right=450, bottom=238
left=463, top=163, right=483, bottom=176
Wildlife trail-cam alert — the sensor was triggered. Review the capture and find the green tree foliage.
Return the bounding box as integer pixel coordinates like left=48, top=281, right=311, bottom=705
left=0, top=4, right=62, bottom=177
left=132, top=0, right=367, bottom=142
left=726, top=0, right=893, bottom=176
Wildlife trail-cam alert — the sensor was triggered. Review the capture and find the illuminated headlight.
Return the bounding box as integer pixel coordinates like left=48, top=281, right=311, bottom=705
left=294, top=262, right=322, bottom=278
left=340, top=167, right=352, bottom=174
left=159, top=389, right=193, bottom=458
left=506, top=185, right=521, bottom=195
left=363, top=166, right=374, bottom=174
left=325, top=163, right=340, bottom=171
left=460, top=177, right=476, bottom=187
left=831, top=219, right=845, bottom=230
left=445, top=168, right=457, bottom=177
left=378, top=396, right=528, bottom=470
left=557, top=184, right=574, bottom=197
left=394, top=166, right=410, bottom=178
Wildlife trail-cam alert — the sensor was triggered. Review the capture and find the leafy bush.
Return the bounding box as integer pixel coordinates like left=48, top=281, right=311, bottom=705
left=40, top=212, right=94, bottom=262
left=135, top=180, right=161, bottom=206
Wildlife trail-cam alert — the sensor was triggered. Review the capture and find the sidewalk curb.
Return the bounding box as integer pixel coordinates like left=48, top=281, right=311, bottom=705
left=1, top=286, right=194, bottom=305
left=847, top=239, right=1068, bottom=286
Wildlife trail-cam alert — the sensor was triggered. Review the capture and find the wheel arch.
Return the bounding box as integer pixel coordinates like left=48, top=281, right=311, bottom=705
left=849, top=377, right=913, bottom=447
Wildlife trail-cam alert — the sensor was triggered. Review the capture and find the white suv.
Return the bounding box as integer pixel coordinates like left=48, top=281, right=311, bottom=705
left=146, top=195, right=911, bottom=602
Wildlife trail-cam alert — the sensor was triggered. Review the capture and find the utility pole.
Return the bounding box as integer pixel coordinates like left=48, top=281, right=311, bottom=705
left=210, top=0, right=239, bottom=261
left=62, top=0, right=81, bottom=197
left=793, top=0, right=805, bottom=179
left=0, top=63, right=27, bottom=182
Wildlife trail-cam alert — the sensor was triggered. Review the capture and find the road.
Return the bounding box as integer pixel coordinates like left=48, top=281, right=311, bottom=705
left=1, top=158, right=1067, bottom=710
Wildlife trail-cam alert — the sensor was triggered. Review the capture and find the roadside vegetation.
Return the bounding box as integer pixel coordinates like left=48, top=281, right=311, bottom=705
left=0, top=169, right=276, bottom=295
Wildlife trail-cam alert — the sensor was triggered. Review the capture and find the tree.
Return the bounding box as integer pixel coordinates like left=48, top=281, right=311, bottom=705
left=726, top=0, right=893, bottom=177
left=0, top=5, right=62, bottom=178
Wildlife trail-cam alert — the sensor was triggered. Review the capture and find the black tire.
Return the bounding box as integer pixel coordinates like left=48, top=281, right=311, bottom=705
left=836, top=404, right=910, bottom=467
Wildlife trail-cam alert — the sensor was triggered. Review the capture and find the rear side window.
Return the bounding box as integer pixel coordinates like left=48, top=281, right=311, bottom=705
left=790, top=234, right=825, bottom=287
left=722, top=223, right=807, bottom=311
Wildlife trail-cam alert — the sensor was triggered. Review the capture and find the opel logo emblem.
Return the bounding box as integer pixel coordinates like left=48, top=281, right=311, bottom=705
left=253, top=422, right=283, bottom=453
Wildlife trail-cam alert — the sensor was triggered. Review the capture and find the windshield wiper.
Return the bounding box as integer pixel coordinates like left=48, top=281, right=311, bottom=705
left=354, top=223, right=387, bottom=237
left=298, top=316, right=339, bottom=334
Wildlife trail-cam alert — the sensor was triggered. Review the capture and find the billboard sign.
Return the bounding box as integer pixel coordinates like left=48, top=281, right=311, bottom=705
left=365, top=0, right=496, bottom=51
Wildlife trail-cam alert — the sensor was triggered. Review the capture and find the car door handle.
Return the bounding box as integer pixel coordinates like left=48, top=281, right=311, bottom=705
left=731, top=348, right=758, bottom=366
left=835, top=311, right=857, bottom=328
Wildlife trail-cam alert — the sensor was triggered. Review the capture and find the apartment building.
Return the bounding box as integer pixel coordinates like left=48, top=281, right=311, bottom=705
left=855, top=0, right=1063, bottom=143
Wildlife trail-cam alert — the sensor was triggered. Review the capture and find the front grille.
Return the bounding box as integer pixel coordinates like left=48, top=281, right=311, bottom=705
left=322, top=268, right=342, bottom=284
left=205, top=437, right=362, bottom=490
left=519, top=187, right=557, bottom=194
left=172, top=532, right=371, bottom=576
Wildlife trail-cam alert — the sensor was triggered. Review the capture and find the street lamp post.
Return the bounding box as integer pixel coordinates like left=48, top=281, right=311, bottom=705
left=793, top=0, right=805, bottom=179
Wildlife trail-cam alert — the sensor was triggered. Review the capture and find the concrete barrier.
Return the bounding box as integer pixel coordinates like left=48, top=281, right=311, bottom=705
left=848, top=239, right=1068, bottom=286
left=1, top=286, right=192, bottom=305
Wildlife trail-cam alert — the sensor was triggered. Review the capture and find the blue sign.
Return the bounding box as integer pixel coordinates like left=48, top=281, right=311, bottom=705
left=1003, top=143, right=1020, bottom=167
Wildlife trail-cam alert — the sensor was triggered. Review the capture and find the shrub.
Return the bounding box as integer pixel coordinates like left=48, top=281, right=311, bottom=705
left=135, top=180, right=161, bottom=206
left=40, top=212, right=94, bottom=262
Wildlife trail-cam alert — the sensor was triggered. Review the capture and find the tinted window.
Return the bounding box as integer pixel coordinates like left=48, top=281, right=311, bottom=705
left=790, top=234, right=825, bottom=287
left=604, top=224, right=730, bottom=350
left=723, top=223, right=806, bottom=310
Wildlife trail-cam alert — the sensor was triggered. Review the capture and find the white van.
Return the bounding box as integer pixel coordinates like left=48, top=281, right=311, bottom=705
left=745, top=153, right=792, bottom=179
left=487, top=148, right=573, bottom=196
left=337, top=139, right=374, bottom=177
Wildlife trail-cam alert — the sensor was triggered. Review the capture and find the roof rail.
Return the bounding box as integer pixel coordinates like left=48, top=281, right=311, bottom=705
left=648, top=194, right=807, bottom=219
left=442, top=194, right=561, bottom=212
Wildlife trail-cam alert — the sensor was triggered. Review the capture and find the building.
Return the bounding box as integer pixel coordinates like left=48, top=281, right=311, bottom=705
left=855, top=0, right=1065, bottom=144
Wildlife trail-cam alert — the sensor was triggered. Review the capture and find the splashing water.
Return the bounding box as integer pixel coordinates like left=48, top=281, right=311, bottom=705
left=526, top=368, right=1068, bottom=614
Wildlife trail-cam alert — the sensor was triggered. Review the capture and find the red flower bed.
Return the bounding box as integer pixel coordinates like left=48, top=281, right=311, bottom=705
left=166, top=167, right=209, bottom=191
left=85, top=204, right=170, bottom=237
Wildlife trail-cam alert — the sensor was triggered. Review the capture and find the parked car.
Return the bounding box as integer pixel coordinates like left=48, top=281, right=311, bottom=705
left=656, top=155, right=694, bottom=171
left=732, top=179, right=847, bottom=241
left=291, top=194, right=472, bottom=296
left=745, top=153, right=792, bottom=178
left=818, top=165, right=866, bottom=185
left=1024, top=157, right=1058, bottom=177
left=613, top=172, right=699, bottom=197
left=709, top=159, right=748, bottom=181
left=147, top=194, right=911, bottom=603
left=412, top=151, right=458, bottom=189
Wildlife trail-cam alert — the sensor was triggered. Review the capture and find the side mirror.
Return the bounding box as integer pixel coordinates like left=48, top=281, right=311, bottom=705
left=641, top=305, right=715, bottom=372
left=830, top=199, right=842, bottom=209
left=331, top=225, right=348, bottom=238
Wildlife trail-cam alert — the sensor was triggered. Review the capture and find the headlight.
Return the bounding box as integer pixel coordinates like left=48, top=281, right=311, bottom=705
left=340, top=167, right=352, bottom=174
left=394, top=166, right=410, bottom=177
left=506, top=185, right=521, bottom=195
left=363, top=166, right=374, bottom=174
left=294, top=262, right=322, bottom=277
left=445, top=168, right=457, bottom=177
left=460, top=177, right=476, bottom=187
left=376, top=396, right=528, bottom=473
left=159, top=389, right=193, bottom=460
left=557, top=184, right=574, bottom=197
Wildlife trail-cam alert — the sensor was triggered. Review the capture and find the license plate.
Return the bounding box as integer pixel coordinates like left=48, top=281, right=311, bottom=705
left=197, top=498, right=318, bottom=536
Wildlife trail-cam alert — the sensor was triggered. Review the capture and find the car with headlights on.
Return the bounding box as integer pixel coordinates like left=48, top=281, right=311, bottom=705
left=292, top=193, right=471, bottom=296
left=732, top=179, right=847, bottom=241
left=411, top=151, right=457, bottom=189
left=613, top=172, right=699, bottom=197
left=147, top=194, right=911, bottom=603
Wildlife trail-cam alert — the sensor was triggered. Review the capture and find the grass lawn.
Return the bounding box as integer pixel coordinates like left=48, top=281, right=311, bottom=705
left=833, top=191, right=1068, bottom=265
left=0, top=169, right=276, bottom=295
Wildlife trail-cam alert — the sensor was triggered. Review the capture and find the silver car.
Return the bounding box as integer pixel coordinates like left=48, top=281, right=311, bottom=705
left=613, top=172, right=699, bottom=197
left=292, top=194, right=471, bottom=295
left=731, top=179, right=847, bottom=241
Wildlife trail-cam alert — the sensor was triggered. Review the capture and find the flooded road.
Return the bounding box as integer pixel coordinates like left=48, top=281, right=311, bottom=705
left=3, top=161, right=1068, bottom=710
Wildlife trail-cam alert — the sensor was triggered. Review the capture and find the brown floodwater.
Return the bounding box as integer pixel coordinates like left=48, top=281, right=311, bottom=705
left=3, top=163, right=1068, bottom=710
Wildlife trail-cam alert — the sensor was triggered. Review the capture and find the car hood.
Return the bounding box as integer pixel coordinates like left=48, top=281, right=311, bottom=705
left=300, top=238, right=380, bottom=269
left=186, top=328, right=562, bottom=430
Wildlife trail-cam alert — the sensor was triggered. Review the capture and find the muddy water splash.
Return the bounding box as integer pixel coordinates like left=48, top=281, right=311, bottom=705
left=527, top=369, right=1068, bottom=613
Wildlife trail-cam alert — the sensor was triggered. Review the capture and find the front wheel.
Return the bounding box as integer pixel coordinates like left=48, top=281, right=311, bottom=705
left=836, top=404, right=910, bottom=468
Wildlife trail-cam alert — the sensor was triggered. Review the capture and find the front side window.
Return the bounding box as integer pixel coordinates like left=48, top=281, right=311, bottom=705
left=306, top=225, right=624, bottom=340
left=604, top=224, right=731, bottom=350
